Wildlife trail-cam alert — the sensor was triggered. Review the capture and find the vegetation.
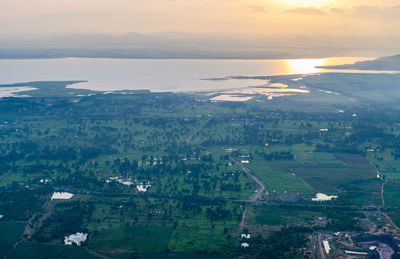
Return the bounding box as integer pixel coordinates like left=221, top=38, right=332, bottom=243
left=2, top=73, right=400, bottom=258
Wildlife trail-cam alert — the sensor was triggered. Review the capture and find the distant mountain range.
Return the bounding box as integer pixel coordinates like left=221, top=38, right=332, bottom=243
left=0, top=32, right=399, bottom=59
left=318, top=54, right=400, bottom=71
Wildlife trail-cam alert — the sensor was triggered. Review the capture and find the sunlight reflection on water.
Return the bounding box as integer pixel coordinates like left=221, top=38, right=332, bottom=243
left=0, top=57, right=393, bottom=93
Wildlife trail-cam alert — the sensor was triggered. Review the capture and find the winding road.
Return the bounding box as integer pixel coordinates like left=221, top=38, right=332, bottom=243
left=186, top=116, right=267, bottom=203
left=230, top=157, right=266, bottom=202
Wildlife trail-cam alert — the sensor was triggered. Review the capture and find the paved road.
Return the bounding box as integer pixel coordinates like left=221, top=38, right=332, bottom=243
left=369, top=160, right=386, bottom=207
left=186, top=116, right=267, bottom=203
left=230, top=157, right=266, bottom=202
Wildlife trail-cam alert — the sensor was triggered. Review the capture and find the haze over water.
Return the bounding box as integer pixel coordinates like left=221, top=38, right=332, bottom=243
left=0, top=57, right=383, bottom=92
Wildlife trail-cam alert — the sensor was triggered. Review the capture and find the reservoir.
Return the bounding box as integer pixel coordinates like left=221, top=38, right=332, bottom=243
left=0, top=57, right=388, bottom=92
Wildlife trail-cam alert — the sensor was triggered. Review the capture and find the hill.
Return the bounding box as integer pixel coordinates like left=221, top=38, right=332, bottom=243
left=318, top=54, right=400, bottom=71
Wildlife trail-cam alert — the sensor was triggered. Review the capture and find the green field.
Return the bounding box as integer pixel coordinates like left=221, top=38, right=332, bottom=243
left=7, top=242, right=99, bottom=259
left=248, top=155, right=312, bottom=195
left=2, top=75, right=400, bottom=257
left=0, top=221, right=26, bottom=258
left=88, top=225, right=173, bottom=252
left=384, top=181, right=400, bottom=207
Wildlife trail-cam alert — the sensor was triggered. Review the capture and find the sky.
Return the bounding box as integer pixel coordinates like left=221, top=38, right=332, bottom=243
left=1, top=0, right=400, bottom=37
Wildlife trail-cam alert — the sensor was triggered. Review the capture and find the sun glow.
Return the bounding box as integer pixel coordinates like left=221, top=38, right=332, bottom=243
left=285, top=59, right=326, bottom=74
left=280, top=0, right=330, bottom=6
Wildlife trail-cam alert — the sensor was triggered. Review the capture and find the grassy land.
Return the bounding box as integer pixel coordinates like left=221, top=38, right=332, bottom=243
left=247, top=155, right=312, bottom=195
left=2, top=75, right=400, bottom=257
left=7, top=242, right=99, bottom=259
left=384, top=181, right=400, bottom=207
left=0, top=221, right=26, bottom=258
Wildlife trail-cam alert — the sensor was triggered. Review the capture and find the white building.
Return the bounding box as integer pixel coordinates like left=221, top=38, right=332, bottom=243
left=241, top=234, right=251, bottom=239
left=312, top=193, right=338, bottom=201
left=345, top=250, right=368, bottom=255
left=137, top=184, right=151, bottom=192
left=323, top=240, right=331, bottom=254
left=241, top=243, right=249, bottom=248
left=51, top=192, right=74, bottom=200
left=64, top=232, right=88, bottom=246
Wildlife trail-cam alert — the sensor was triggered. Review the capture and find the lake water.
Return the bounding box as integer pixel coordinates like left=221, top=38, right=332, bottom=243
left=0, top=57, right=386, bottom=92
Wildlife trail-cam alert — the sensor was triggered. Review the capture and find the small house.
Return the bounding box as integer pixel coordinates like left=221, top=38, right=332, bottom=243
left=241, top=234, right=251, bottom=239
left=241, top=243, right=249, bottom=248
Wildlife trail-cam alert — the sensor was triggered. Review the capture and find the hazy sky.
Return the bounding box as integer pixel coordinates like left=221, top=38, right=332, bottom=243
left=2, top=0, right=400, bottom=37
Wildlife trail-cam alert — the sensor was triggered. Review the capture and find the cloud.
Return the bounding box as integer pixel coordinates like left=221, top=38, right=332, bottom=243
left=286, top=7, right=327, bottom=16
left=327, top=8, right=346, bottom=15
left=286, top=5, right=400, bottom=19
left=351, top=5, right=400, bottom=19
left=244, top=5, right=267, bottom=12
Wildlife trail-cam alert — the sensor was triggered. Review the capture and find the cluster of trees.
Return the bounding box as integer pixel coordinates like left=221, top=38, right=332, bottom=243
left=35, top=201, right=94, bottom=243
left=0, top=184, right=51, bottom=221
left=205, top=206, right=232, bottom=221
left=4, top=86, right=400, bottom=256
